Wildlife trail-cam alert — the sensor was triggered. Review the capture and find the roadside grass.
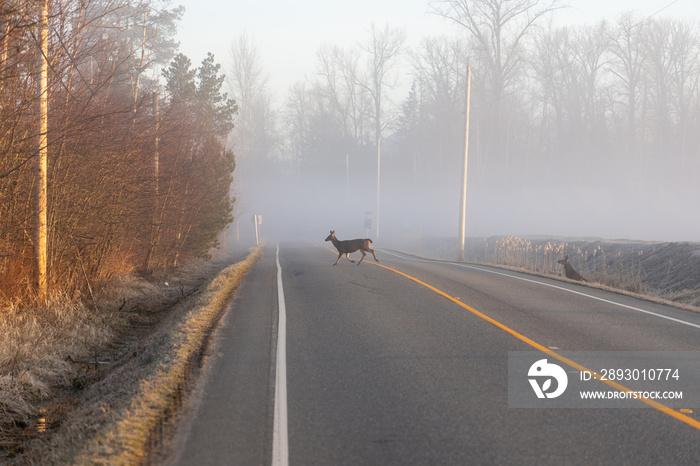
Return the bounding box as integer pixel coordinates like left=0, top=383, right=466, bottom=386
left=394, top=234, right=700, bottom=309
left=485, top=236, right=647, bottom=294
left=0, top=293, right=115, bottom=436
left=73, top=244, right=262, bottom=464
left=0, top=260, right=207, bottom=441
left=1, top=245, right=262, bottom=464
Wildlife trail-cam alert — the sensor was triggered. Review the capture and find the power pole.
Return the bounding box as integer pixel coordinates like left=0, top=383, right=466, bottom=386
left=458, top=65, right=471, bottom=261
left=346, top=152, right=350, bottom=202
left=376, top=138, right=381, bottom=239
left=35, top=0, right=49, bottom=300
left=253, top=215, right=261, bottom=246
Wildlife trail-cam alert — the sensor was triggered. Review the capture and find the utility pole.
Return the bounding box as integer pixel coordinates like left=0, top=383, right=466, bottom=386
left=458, top=65, right=471, bottom=261
left=34, top=0, right=49, bottom=300
left=253, top=214, right=261, bottom=246
left=346, top=152, right=350, bottom=201
left=376, top=138, right=381, bottom=239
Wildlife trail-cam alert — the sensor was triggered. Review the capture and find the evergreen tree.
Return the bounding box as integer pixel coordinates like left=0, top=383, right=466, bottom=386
left=196, top=52, right=237, bottom=135
left=160, top=52, right=238, bottom=260
left=163, top=53, right=196, bottom=102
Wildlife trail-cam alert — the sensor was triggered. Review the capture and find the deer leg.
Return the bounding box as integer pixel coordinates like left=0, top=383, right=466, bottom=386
left=333, top=253, right=342, bottom=266
left=357, top=250, right=366, bottom=265
left=369, top=248, right=379, bottom=262
left=345, top=253, right=355, bottom=263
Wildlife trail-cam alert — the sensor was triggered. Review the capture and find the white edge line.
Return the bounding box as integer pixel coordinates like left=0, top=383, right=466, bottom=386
left=379, top=249, right=700, bottom=331
left=272, top=243, right=289, bottom=466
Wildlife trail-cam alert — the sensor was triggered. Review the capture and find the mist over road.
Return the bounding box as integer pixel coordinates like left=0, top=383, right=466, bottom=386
left=170, top=243, right=700, bottom=465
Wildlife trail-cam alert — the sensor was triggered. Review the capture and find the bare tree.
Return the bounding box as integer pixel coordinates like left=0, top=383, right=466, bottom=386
left=430, top=0, right=560, bottom=100
left=665, top=20, right=700, bottom=180
left=608, top=12, right=647, bottom=162
left=574, top=22, right=611, bottom=139
left=643, top=18, right=676, bottom=169
left=338, top=47, right=371, bottom=145
left=410, top=36, right=469, bottom=173
left=358, top=22, right=405, bottom=144
left=122, top=1, right=183, bottom=108
left=228, top=33, right=276, bottom=171
left=315, top=45, right=372, bottom=145
left=283, top=81, right=311, bottom=163
left=430, top=0, right=561, bottom=175
left=315, top=45, right=348, bottom=134
left=358, top=23, right=404, bottom=238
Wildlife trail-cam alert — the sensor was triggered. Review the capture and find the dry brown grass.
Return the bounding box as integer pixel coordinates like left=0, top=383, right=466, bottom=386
left=393, top=235, right=700, bottom=310
left=483, top=236, right=647, bottom=293
left=74, top=245, right=262, bottom=465
left=5, top=245, right=262, bottom=465
left=0, top=294, right=115, bottom=434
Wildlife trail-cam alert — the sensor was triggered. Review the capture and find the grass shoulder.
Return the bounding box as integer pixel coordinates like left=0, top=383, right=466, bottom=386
left=1, top=245, right=263, bottom=464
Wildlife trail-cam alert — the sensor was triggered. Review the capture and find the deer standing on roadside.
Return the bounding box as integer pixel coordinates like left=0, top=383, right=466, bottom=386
left=325, top=230, right=379, bottom=266
left=558, top=255, right=587, bottom=282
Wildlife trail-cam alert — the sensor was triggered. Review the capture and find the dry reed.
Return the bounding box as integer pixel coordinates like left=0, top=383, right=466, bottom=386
left=486, top=236, right=646, bottom=292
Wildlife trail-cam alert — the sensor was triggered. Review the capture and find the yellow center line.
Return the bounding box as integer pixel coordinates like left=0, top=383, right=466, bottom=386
left=318, top=244, right=700, bottom=430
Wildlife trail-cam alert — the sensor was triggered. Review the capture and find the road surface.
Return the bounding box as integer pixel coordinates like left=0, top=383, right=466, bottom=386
left=168, top=242, right=700, bottom=465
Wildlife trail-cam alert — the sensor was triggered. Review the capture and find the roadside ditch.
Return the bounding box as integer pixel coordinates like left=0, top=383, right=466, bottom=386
left=2, top=245, right=262, bottom=465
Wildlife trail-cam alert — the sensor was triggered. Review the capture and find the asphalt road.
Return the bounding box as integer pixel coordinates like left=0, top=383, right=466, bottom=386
left=168, top=242, right=700, bottom=465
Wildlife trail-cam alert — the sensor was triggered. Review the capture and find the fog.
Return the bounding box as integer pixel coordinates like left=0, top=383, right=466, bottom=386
left=232, top=148, right=700, bottom=246
left=204, top=0, right=700, bottom=246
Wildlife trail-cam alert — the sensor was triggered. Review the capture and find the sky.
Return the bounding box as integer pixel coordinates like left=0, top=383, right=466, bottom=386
left=173, top=0, right=698, bottom=242
left=173, top=0, right=695, bottom=97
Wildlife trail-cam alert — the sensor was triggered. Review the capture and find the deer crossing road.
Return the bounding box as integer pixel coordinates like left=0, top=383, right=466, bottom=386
left=169, top=243, right=700, bottom=465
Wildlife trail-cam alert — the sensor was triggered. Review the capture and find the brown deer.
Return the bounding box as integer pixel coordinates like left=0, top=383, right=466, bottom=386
left=557, top=255, right=587, bottom=282
left=324, top=230, right=378, bottom=266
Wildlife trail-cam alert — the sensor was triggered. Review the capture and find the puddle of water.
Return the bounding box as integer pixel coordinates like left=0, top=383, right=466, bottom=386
left=20, top=401, right=73, bottom=436
left=18, top=360, right=111, bottom=436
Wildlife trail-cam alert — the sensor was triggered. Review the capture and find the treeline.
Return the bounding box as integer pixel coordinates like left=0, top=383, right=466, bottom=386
left=294, top=6, right=700, bottom=188
left=233, top=1, right=700, bottom=239
left=0, top=1, right=236, bottom=301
